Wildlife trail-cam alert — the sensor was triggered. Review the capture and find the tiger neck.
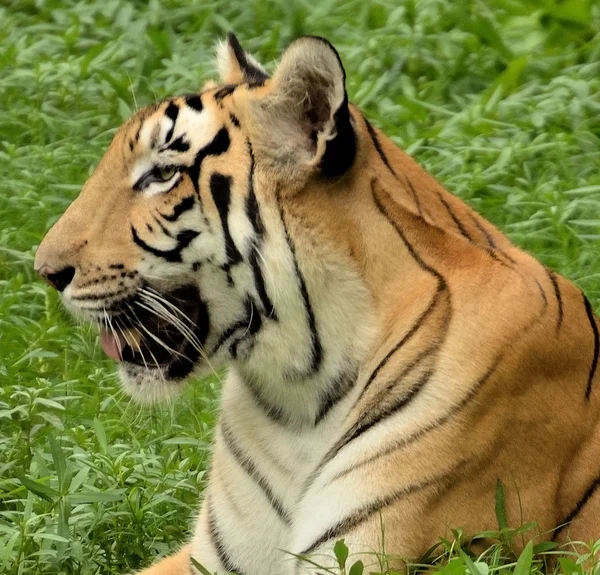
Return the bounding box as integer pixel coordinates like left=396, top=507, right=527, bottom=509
left=224, top=115, right=516, bottom=431
left=226, top=183, right=378, bottom=429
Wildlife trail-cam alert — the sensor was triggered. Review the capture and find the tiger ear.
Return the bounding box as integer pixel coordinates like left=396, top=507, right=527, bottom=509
left=248, top=36, right=356, bottom=179
left=216, top=32, right=269, bottom=85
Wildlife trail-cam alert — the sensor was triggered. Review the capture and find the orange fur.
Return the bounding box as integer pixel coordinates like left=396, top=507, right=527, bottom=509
left=35, top=35, right=600, bottom=574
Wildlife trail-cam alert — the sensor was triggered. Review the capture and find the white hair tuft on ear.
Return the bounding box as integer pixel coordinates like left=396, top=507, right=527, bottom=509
left=214, top=33, right=269, bottom=85
left=215, top=39, right=233, bottom=82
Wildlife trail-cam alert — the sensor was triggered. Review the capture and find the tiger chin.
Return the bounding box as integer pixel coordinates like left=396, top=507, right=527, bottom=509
left=35, top=33, right=600, bottom=575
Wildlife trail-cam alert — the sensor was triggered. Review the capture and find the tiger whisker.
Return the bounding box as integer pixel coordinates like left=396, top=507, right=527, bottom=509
left=137, top=293, right=208, bottom=358
left=114, top=316, right=151, bottom=373
left=141, top=286, right=199, bottom=325
left=135, top=291, right=220, bottom=378
left=131, top=302, right=197, bottom=361
left=138, top=290, right=200, bottom=341
left=126, top=302, right=192, bottom=363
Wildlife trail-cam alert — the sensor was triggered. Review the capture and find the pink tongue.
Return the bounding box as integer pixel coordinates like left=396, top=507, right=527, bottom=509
left=100, top=329, right=124, bottom=361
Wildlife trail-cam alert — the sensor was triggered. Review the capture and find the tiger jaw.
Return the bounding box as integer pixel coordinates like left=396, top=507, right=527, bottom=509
left=96, top=285, right=210, bottom=384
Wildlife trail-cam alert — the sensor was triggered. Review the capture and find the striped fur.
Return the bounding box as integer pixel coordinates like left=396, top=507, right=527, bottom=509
left=35, top=35, right=600, bottom=574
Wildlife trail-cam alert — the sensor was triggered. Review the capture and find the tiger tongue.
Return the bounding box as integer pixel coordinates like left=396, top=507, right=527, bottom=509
left=100, top=329, right=124, bottom=361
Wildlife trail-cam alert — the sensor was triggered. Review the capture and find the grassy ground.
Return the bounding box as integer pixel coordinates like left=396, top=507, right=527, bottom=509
left=1, top=0, right=600, bottom=573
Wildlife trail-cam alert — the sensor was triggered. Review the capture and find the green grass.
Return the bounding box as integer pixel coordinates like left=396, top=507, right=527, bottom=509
left=1, top=0, right=600, bottom=573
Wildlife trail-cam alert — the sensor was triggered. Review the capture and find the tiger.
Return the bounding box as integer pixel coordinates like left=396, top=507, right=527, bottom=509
left=34, top=33, right=600, bottom=575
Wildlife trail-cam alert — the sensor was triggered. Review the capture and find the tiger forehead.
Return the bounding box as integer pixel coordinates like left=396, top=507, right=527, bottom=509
left=123, top=87, right=249, bottom=157
left=123, top=77, right=273, bottom=148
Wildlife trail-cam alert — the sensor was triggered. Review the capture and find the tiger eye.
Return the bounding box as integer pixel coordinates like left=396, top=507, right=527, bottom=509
left=157, top=166, right=176, bottom=181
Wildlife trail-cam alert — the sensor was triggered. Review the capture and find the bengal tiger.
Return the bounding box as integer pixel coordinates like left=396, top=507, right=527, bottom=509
left=34, top=33, right=600, bottom=574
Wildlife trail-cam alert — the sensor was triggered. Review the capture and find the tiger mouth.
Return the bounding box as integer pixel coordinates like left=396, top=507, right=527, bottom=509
left=100, top=285, right=209, bottom=379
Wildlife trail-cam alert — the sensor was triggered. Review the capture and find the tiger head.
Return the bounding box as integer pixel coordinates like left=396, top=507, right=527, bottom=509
left=35, top=34, right=377, bottom=406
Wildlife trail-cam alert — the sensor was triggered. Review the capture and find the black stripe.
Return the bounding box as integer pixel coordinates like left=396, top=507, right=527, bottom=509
left=359, top=284, right=447, bottom=403
left=583, top=294, right=599, bottom=400
left=437, top=191, right=473, bottom=242
left=164, top=101, right=179, bottom=143
left=210, top=173, right=243, bottom=265
left=468, top=210, right=497, bottom=250
left=243, top=376, right=288, bottom=425
left=344, top=364, right=435, bottom=450
left=364, top=117, right=397, bottom=177
left=372, top=181, right=446, bottom=283
left=185, top=94, right=203, bottom=111
left=230, top=113, right=241, bottom=128
left=245, top=141, right=264, bottom=237
left=153, top=215, right=173, bottom=237
left=300, top=461, right=467, bottom=557
left=314, top=368, right=358, bottom=425
left=405, top=177, right=423, bottom=217
left=220, top=420, right=292, bottom=525
left=553, top=474, right=600, bottom=540
left=227, top=32, right=270, bottom=84
left=188, top=128, right=230, bottom=194
left=133, top=120, right=142, bottom=143
left=214, top=84, right=236, bottom=100
left=305, top=345, right=439, bottom=493
left=71, top=289, right=127, bottom=301
left=331, top=356, right=504, bottom=482
left=177, top=229, right=201, bottom=246
left=546, top=268, right=563, bottom=332
left=249, top=249, right=277, bottom=320
left=466, top=207, right=517, bottom=265
left=230, top=298, right=263, bottom=358
left=243, top=368, right=358, bottom=429
left=165, top=135, right=190, bottom=152
left=131, top=225, right=199, bottom=263
left=277, top=197, right=323, bottom=377
left=211, top=319, right=248, bottom=355
left=210, top=299, right=257, bottom=356
left=161, top=195, right=195, bottom=222
left=207, top=499, right=248, bottom=575
left=534, top=277, right=548, bottom=309
left=245, top=140, right=277, bottom=320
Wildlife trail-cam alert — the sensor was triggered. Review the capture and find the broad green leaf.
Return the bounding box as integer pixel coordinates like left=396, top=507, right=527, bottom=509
left=459, top=550, right=483, bottom=575
left=558, top=557, right=584, bottom=575
left=514, top=541, right=533, bottom=575
left=349, top=560, right=364, bottom=575
left=93, top=417, right=108, bottom=454
left=334, top=539, right=349, bottom=569
left=34, top=397, right=65, bottom=410
left=31, top=532, right=69, bottom=543
left=17, top=475, right=59, bottom=502
left=48, top=433, right=67, bottom=493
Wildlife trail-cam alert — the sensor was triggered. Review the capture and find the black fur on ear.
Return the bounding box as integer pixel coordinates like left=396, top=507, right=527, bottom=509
left=248, top=36, right=356, bottom=180
left=217, top=33, right=270, bottom=85
left=226, top=33, right=269, bottom=84
left=304, top=37, right=356, bottom=178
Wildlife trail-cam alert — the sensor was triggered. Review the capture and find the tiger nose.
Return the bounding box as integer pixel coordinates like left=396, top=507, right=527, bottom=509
left=37, top=265, right=76, bottom=292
